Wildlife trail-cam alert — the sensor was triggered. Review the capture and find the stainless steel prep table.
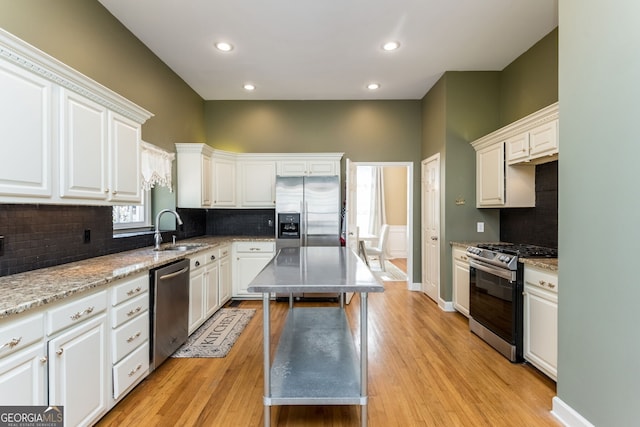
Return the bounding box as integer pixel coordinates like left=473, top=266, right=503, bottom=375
left=248, top=246, right=384, bottom=427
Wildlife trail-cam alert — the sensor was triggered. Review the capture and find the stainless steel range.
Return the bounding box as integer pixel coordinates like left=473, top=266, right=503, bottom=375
left=466, top=243, right=557, bottom=362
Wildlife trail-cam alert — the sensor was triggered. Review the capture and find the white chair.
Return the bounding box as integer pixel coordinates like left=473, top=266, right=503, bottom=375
left=364, top=224, right=390, bottom=271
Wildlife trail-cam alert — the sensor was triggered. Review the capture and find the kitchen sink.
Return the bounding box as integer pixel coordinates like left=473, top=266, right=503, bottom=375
left=157, top=243, right=207, bottom=252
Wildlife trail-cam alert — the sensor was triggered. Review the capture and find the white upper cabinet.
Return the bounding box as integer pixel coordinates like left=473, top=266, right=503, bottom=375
left=277, top=156, right=340, bottom=176
left=108, top=112, right=141, bottom=203
left=60, top=89, right=108, bottom=200
left=176, top=143, right=213, bottom=208
left=0, top=57, right=53, bottom=198
left=472, top=103, right=558, bottom=208
left=238, top=160, right=277, bottom=207
left=212, top=154, right=236, bottom=206
left=0, top=28, right=152, bottom=205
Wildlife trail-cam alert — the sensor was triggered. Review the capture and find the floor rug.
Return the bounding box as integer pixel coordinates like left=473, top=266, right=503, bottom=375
left=172, top=308, right=255, bottom=358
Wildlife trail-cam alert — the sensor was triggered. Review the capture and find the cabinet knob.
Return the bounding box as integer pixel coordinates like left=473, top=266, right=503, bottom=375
left=195, top=261, right=200, bottom=267
left=40, top=356, right=48, bottom=364
left=211, top=255, right=216, bottom=260
left=56, top=348, right=64, bottom=356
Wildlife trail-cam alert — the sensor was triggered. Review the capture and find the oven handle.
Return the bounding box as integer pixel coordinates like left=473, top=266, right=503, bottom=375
left=469, top=259, right=515, bottom=282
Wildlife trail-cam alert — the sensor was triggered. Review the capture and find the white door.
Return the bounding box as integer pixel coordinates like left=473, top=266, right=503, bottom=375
left=422, top=154, right=440, bottom=301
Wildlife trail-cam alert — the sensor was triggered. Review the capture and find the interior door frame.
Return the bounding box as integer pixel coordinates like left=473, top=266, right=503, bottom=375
left=345, top=160, right=414, bottom=289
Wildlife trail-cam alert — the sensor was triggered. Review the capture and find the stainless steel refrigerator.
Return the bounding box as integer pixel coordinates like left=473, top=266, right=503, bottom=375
left=275, top=175, right=341, bottom=249
left=275, top=175, right=341, bottom=301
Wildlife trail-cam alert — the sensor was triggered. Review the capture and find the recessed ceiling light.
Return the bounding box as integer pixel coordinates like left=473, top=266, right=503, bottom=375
left=243, top=83, right=255, bottom=91
left=382, top=41, right=400, bottom=51
left=367, top=83, right=380, bottom=90
left=215, top=42, right=233, bottom=52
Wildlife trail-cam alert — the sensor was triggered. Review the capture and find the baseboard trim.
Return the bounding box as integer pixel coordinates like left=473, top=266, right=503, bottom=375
left=408, top=282, right=421, bottom=291
left=438, top=299, right=455, bottom=312
left=551, top=396, right=595, bottom=427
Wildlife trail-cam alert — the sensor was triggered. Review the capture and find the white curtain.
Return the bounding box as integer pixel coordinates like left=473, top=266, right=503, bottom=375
left=140, top=141, right=174, bottom=191
left=367, top=166, right=386, bottom=235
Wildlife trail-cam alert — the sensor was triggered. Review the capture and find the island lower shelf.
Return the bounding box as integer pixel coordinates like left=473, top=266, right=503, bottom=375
left=267, top=307, right=364, bottom=406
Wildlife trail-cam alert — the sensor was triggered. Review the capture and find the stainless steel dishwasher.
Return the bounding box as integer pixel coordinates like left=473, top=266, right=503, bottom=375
left=149, top=258, right=190, bottom=371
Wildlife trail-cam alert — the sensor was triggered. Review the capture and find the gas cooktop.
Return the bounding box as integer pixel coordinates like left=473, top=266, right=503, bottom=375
left=475, top=243, right=558, bottom=258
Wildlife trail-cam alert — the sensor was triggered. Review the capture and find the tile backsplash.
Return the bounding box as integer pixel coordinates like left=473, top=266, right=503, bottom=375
left=0, top=204, right=275, bottom=276
left=500, top=161, right=558, bottom=248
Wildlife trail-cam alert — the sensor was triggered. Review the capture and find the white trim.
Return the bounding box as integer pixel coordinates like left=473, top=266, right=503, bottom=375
left=438, top=299, right=455, bottom=312
left=408, top=282, right=421, bottom=292
left=0, top=28, right=153, bottom=124
left=387, top=225, right=407, bottom=259
left=551, top=397, right=595, bottom=427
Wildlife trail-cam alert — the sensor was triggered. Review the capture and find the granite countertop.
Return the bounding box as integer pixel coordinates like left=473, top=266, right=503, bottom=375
left=450, top=241, right=558, bottom=272
left=0, top=235, right=274, bottom=319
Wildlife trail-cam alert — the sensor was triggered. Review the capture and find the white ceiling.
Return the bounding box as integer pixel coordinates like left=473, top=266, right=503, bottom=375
left=98, top=0, right=558, bottom=101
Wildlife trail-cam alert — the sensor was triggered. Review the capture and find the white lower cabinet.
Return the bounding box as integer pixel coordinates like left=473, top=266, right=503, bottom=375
left=188, top=249, right=222, bottom=334
left=48, top=311, right=109, bottom=427
left=0, top=312, right=47, bottom=405
left=523, top=265, right=558, bottom=381
left=219, top=245, right=232, bottom=305
left=451, top=248, right=470, bottom=317
left=233, top=241, right=276, bottom=299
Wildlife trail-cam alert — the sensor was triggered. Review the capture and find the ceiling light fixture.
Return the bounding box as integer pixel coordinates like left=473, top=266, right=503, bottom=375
left=215, top=42, right=233, bottom=52
left=367, top=83, right=380, bottom=90
left=382, top=41, right=400, bottom=51
left=243, top=83, right=255, bottom=91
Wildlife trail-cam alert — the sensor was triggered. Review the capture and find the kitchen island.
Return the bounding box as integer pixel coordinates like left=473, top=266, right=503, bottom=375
left=248, top=246, right=383, bottom=427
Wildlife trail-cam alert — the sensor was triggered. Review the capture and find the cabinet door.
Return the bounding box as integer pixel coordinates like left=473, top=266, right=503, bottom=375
left=109, top=112, right=141, bottom=203
left=201, top=155, right=212, bottom=206
left=0, top=344, right=47, bottom=405
left=0, top=60, right=53, bottom=198
left=213, top=158, right=236, bottom=206
left=278, top=160, right=308, bottom=176
left=505, top=132, right=529, bottom=164
left=234, top=255, right=273, bottom=298
left=205, top=262, right=220, bottom=318
left=523, top=286, right=558, bottom=380
left=452, top=258, right=470, bottom=318
left=59, top=89, right=108, bottom=200
left=529, top=120, right=558, bottom=158
left=239, top=161, right=276, bottom=207
left=48, top=314, right=108, bottom=427
left=307, top=160, right=337, bottom=176
left=476, top=143, right=505, bottom=207
left=219, top=255, right=232, bottom=305
left=188, top=269, right=205, bottom=334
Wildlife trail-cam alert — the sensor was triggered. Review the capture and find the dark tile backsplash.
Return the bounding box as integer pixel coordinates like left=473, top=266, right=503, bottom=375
left=500, top=161, right=558, bottom=248
left=206, top=209, right=275, bottom=236
left=0, top=204, right=275, bottom=277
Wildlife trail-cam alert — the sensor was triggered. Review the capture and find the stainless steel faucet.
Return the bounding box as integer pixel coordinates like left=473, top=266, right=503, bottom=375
left=153, top=209, right=184, bottom=251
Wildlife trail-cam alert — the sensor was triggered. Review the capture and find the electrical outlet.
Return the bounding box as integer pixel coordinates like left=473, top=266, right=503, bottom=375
left=477, top=222, right=485, bottom=233
left=84, top=229, right=91, bottom=243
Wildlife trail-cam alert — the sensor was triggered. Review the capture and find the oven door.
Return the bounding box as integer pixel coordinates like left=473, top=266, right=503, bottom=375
left=469, top=259, right=517, bottom=344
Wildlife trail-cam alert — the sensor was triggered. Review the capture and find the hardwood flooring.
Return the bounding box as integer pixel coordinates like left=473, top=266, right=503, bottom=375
left=98, top=261, right=559, bottom=427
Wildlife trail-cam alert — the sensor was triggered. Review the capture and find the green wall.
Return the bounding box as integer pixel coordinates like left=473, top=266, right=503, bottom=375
left=421, top=29, right=558, bottom=302
left=557, top=2, right=639, bottom=425
left=0, top=0, right=206, bottom=153
left=205, top=100, right=423, bottom=281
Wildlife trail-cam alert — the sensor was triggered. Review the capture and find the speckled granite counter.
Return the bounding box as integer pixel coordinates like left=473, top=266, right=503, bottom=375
left=0, top=236, right=274, bottom=319
left=450, top=241, right=558, bottom=272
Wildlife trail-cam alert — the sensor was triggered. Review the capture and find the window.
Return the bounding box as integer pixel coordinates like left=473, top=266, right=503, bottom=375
left=113, top=190, right=152, bottom=230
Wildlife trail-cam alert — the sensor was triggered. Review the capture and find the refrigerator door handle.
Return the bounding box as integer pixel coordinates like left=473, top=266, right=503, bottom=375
left=301, top=200, right=307, bottom=246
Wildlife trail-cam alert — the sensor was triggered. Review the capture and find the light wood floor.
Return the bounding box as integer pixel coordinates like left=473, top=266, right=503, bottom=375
left=98, top=259, right=559, bottom=426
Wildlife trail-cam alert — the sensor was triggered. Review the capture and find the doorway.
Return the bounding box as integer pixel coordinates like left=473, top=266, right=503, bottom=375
left=345, top=160, right=414, bottom=288
left=421, top=154, right=440, bottom=302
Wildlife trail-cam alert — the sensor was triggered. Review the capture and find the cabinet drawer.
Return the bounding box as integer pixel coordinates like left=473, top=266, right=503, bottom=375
left=203, top=249, right=218, bottom=265
left=524, top=266, right=558, bottom=293
left=111, top=273, right=148, bottom=306
left=234, top=241, right=275, bottom=253
left=0, top=313, right=44, bottom=359
left=452, top=248, right=469, bottom=262
left=112, top=312, right=149, bottom=364
left=111, top=293, right=149, bottom=329
left=47, top=290, right=108, bottom=336
left=113, top=341, right=149, bottom=399
left=219, top=245, right=230, bottom=259
left=190, top=253, right=206, bottom=270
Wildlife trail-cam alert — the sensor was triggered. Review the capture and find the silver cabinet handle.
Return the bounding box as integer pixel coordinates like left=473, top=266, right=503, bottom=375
left=126, top=287, right=142, bottom=296
left=126, top=332, right=141, bottom=343
left=70, top=306, right=94, bottom=321
left=127, top=306, right=143, bottom=317
left=128, top=364, right=143, bottom=377
left=0, top=337, right=22, bottom=351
